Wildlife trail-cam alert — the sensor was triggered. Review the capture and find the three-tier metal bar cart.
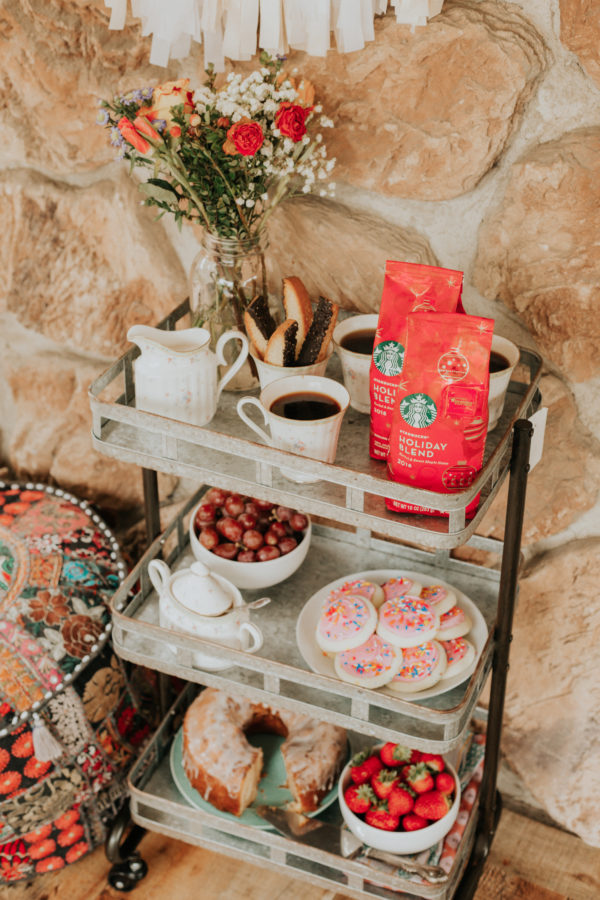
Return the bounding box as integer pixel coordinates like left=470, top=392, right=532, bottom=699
left=89, top=300, right=542, bottom=898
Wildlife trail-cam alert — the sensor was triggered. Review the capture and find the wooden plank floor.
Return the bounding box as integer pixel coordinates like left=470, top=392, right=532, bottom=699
left=7, top=809, right=600, bottom=900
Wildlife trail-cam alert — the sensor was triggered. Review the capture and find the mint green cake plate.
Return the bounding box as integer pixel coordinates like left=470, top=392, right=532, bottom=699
left=169, top=726, right=343, bottom=830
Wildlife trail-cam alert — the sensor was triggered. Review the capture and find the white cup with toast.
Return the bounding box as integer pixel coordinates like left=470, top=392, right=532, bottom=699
left=244, top=277, right=337, bottom=388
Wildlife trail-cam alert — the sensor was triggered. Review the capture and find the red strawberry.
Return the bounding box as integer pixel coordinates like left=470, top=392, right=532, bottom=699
left=435, top=771, right=456, bottom=795
left=379, top=742, right=418, bottom=768
left=419, top=752, right=445, bottom=773
left=365, top=806, right=400, bottom=831
left=350, top=751, right=383, bottom=786
left=371, top=768, right=399, bottom=800
left=404, top=763, right=434, bottom=795
left=402, top=812, right=428, bottom=832
left=387, top=785, right=415, bottom=818
left=414, top=790, right=452, bottom=821
left=344, top=783, right=377, bottom=815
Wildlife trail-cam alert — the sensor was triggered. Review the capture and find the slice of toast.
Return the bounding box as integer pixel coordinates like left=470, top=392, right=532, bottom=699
left=264, top=318, right=298, bottom=367
left=296, top=297, right=339, bottom=366
left=243, top=295, right=277, bottom=360
left=282, top=276, right=313, bottom=359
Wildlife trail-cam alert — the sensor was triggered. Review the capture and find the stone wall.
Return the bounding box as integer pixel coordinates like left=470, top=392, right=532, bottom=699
left=1, top=0, right=599, bottom=844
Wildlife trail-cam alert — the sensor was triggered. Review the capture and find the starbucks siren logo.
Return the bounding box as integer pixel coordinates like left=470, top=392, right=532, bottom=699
left=373, top=340, right=404, bottom=376
left=400, top=393, right=437, bottom=428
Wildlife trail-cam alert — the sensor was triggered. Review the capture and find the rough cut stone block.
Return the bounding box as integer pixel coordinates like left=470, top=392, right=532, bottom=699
left=283, top=1, right=548, bottom=200
left=266, top=196, right=437, bottom=311
left=473, top=128, right=600, bottom=383
left=0, top=169, right=187, bottom=357
left=478, top=374, right=600, bottom=543
left=559, top=0, right=600, bottom=88
left=503, top=539, right=600, bottom=847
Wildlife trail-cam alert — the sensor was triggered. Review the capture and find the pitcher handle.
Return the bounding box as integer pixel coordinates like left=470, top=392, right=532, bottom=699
left=240, top=622, right=263, bottom=654
left=148, top=559, right=172, bottom=595
left=236, top=396, right=273, bottom=446
left=216, top=330, right=249, bottom=397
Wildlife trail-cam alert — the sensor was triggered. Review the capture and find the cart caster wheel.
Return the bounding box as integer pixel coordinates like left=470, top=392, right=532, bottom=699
left=108, top=855, right=148, bottom=892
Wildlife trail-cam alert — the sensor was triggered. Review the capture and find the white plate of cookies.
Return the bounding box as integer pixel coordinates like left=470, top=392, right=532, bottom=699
left=295, top=570, right=487, bottom=701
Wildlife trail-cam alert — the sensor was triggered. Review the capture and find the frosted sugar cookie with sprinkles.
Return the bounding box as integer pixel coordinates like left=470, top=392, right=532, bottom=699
left=315, top=591, right=377, bottom=654
left=334, top=633, right=402, bottom=689
left=435, top=605, right=472, bottom=641
left=382, top=576, right=423, bottom=603
left=439, top=637, right=476, bottom=678
left=339, top=578, right=385, bottom=609
left=377, top=595, right=439, bottom=648
left=388, top=640, right=447, bottom=694
left=419, top=584, right=457, bottom=617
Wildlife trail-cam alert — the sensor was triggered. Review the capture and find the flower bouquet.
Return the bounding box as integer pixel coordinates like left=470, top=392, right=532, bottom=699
left=98, top=54, right=335, bottom=347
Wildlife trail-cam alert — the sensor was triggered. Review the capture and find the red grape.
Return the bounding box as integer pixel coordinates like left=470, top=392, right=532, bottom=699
left=278, top=537, right=298, bottom=555
left=237, top=549, right=256, bottom=563
left=199, top=526, right=219, bottom=550
left=213, top=543, right=239, bottom=560
left=216, top=517, right=244, bottom=542
left=194, top=503, right=217, bottom=527
left=275, top=506, right=294, bottom=522
left=205, top=487, right=229, bottom=506
left=237, top=512, right=257, bottom=531
left=242, top=529, right=264, bottom=550
left=224, top=494, right=246, bottom=517
left=290, top=513, right=309, bottom=532
left=244, top=502, right=260, bottom=517
left=269, top=521, right=287, bottom=539
left=257, top=545, right=281, bottom=561
left=256, top=515, right=271, bottom=533
left=252, top=498, right=274, bottom=511
left=264, top=528, right=280, bottom=546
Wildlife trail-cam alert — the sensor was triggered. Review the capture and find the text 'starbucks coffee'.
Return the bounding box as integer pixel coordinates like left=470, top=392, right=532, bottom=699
left=369, top=261, right=464, bottom=460
left=386, top=312, right=494, bottom=519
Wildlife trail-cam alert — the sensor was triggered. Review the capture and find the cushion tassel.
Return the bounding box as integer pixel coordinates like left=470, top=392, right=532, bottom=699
left=32, top=715, right=64, bottom=762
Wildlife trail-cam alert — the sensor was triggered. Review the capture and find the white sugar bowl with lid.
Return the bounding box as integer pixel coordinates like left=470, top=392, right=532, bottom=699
left=148, top=559, right=266, bottom=670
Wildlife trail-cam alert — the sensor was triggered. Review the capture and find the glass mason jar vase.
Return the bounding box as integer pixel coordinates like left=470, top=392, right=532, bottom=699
left=189, top=232, right=268, bottom=390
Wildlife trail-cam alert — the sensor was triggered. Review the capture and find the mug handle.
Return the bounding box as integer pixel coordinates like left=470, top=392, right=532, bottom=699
left=239, top=622, right=263, bottom=654
left=236, top=396, right=273, bottom=446
left=148, top=559, right=171, bottom=595
left=216, top=330, right=249, bottom=397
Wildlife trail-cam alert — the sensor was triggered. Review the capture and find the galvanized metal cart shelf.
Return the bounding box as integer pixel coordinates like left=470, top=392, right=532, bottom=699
left=90, top=301, right=542, bottom=897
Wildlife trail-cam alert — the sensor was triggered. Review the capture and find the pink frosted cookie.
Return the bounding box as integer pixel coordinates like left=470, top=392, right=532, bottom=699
left=388, top=641, right=447, bottom=694
left=316, top=591, right=377, bottom=654
left=339, top=578, right=385, bottom=609
left=377, top=595, right=440, bottom=648
left=334, top=633, right=402, bottom=689
left=382, top=576, right=424, bottom=603
left=439, top=637, right=476, bottom=679
left=419, top=584, right=457, bottom=617
left=435, top=605, right=472, bottom=641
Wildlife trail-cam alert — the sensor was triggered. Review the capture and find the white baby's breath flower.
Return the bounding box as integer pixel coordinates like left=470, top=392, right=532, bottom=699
left=315, top=134, right=323, bottom=143
left=246, top=199, right=255, bottom=207
left=302, top=184, right=311, bottom=193
left=319, top=116, right=334, bottom=128
left=236, top=198, right=245, bottom=206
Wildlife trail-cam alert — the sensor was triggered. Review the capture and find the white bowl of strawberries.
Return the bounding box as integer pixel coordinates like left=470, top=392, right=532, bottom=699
left=338, top=742, right=460, bottom=854
left=189, top=487, right=311, bottom=590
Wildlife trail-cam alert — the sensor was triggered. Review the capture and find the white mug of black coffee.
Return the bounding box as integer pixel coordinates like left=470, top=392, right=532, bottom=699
left=488, top=334, right=520, bottom=430
left=236, top=375, right=350, bottom=483
left=332, top=313, right=378, bottom=414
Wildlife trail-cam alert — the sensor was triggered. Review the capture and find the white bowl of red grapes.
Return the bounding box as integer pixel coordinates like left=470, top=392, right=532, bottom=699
left=189, top=487, right=311, bottom=590
left=338, top=742, right=460, bottom=854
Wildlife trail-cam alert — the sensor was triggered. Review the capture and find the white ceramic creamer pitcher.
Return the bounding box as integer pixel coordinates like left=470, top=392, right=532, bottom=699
left=149, top=559, right=266, bottom=670
left=127, top=325, right=249, bottom=427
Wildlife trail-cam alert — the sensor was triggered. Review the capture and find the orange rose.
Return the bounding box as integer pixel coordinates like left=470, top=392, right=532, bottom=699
left=225, top=118, right=264, bottom=157
left=149, top=78, right=194, bottom=125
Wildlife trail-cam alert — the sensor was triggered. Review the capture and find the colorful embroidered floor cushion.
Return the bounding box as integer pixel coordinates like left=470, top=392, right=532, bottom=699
left=0, top=481, right=155, bottom=883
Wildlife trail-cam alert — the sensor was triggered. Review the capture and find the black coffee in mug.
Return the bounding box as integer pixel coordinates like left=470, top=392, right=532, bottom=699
left=489, top=350, right=511, bottom=374
left=340, top=329, right=376, bottom=355
left=270, top=392, right=341, bottom=420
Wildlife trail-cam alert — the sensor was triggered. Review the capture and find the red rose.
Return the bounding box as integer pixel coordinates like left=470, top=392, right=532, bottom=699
left=275, top=102, right=313, bottom=142
left=117, top=117, right=150, bottom=154
left=225, top=118, right=264, bottom=156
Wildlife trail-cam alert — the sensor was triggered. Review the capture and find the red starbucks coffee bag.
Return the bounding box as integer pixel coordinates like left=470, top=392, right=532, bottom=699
left=369, top=261, right=464, bottom=460
left=386, top=312, right=494, bottom=518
